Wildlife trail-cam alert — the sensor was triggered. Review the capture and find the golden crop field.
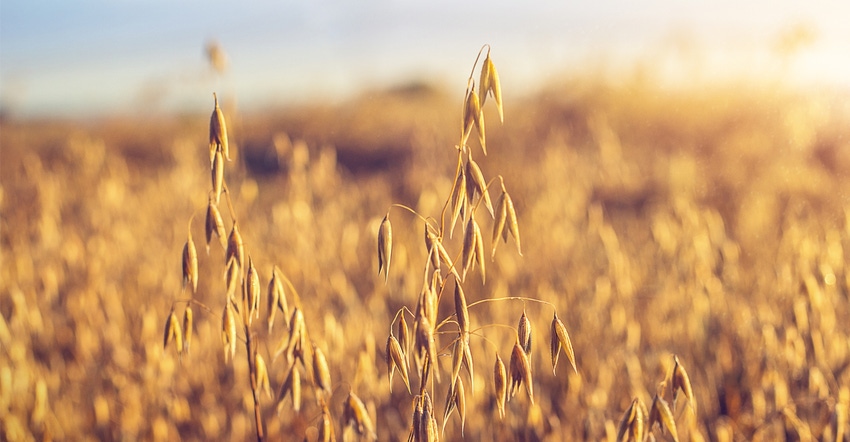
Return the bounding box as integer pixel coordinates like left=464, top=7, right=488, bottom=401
left=2, top=51, right=850, bottom=441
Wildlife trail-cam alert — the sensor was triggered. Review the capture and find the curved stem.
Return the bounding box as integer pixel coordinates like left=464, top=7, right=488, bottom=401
left=467, top=44, right=491, bottom=83
left=391, top=306, right=416, bottom=333
left=469, top=323, right=517, bottom=352
left=438, top=151, right=464, bottom=238
left=467, top=296, right=556, bottom=311
left=171, top=298, right=216, bottom=315
left=222, top=182, right=237, bottom=224
left=390, top=203, right=432, bottom=229
left=243, top=325, right=265, bottom=441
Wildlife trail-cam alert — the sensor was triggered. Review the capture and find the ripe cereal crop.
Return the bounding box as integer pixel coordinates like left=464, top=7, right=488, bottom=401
left=2, top=44, right=850, bottom=441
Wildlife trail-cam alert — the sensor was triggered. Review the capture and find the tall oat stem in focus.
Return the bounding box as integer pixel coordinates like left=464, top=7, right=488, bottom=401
left=377, top=45, right=578, bottom=440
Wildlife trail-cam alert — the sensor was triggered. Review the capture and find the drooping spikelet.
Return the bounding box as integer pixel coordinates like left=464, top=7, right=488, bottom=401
left=276, top=362, right=301, bottom=413
left=509, top=341, right=533, bottom=404
left=398, top=312, right=410, bottom=358
left=672, top=355, right=695, bottom=414
left=465, top=156, right=493, bottom=217
left=616, top=398, right=648, bottom=442
left=182, top=306, right=193, bottom=354
left=267, top=266, right=290, bottom=333
left=163, top=309, right=182, bottom=353
left=648, top=393, right=678, bottom=441
left=211, top=150, right=224, bottom=205
left=318, top=400, right=335, bottom=442
left=255, top=353, right=272, bottom=400
left=504, top=185, right=522, bottom=256
left=244, top=256, right=261, bottom=323
left=221, top=302, right=237, bottom=363
left=454, top=282, right=470, bottom=336
left=461, top=88, right=482, bottom=152
left=205, top=197, right=227, bottom=252
left=387, top=334, right=411, bottom=393
left=551, top=312, right=577, bottom=374
left=209, top=93, right=229, bottom=161
left=377, top=213, right=392, bottom=282
left=518, top=310, right=532, bottom=356
left=478, top=51, right=503, bottom=123
left=312, top=344, right=332, bottom=397
left=226, top=222, right=244, bottom=271
left=449, top=168, right=467, bottom=238
left=494, top=353, right=507, bottom=419
left=442, top=377, right=467, bottom=436
left=343, top=391, right=376, bottom=441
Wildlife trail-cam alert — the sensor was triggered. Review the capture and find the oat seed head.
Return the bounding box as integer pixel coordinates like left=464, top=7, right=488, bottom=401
left=378, top=213, right=392, bottom=282
left=494, top=353, right=507, bottom=419
left=182, top=306, right=193, bottom=354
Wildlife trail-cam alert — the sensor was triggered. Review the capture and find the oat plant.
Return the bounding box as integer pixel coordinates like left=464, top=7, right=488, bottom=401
left=377, top=45, right=578, bottom=441
left=163, top=93, right=362, bottom=441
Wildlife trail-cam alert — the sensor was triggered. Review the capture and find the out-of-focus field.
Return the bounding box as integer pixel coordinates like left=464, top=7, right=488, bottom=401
left=2, top=71, right=850, bottom=441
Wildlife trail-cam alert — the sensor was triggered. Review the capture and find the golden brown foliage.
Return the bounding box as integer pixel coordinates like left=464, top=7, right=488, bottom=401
left=3, top=57, right=850, bottom=440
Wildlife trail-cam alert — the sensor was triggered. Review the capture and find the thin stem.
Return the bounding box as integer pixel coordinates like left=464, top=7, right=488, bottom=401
left=469, top=323, right=519, bottom=351
left=438, top=151, right=464, bottom=238
left=390, top=306, right=415, bottom=335
left=171, top=298, right=216, bottom=315
left=222, top=182, right=237, bottom=224
left=467, top=44, right=490, bottom=83
left=467, top=296, right=556, bottom=311
left=389, top=203, right=432, bottom=228
left=244, top=326, right=265, bottom=441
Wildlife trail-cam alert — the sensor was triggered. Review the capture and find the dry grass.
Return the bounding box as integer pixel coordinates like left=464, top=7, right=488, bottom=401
left=2, top=52, right=850, bottom=441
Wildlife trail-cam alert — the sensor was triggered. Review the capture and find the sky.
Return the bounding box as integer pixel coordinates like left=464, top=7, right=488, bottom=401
left=1, top=1, right=849, bottom=117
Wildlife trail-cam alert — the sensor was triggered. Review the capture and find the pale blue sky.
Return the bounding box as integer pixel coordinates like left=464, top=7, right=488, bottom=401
left=2, top=1, right=848, bottom=117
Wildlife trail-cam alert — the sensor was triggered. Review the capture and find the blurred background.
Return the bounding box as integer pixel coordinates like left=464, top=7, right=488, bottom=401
left=4, top=1, right=850, bottom=441
left=2, top=0, right=849, bottom=118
